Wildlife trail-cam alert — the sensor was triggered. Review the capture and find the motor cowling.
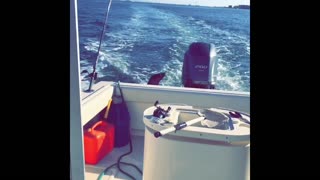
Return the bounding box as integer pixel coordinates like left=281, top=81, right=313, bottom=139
left=182, top=42, right=218, bottom=89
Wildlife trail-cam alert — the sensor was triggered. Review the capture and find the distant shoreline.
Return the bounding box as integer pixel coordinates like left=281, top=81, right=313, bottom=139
left=124, top=0, right=250, bottom=9
left=227, top=5, right=250, bottom=10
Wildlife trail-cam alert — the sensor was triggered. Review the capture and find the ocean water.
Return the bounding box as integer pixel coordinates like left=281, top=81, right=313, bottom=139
left=78, top=0, right=250, bottom=92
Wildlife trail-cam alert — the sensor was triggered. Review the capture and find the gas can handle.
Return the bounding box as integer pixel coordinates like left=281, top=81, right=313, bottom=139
left=89, top=121, right=104, bottom=132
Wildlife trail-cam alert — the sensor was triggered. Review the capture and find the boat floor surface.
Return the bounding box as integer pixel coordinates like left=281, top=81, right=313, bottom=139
left=85, top=135, right=144, bottom=180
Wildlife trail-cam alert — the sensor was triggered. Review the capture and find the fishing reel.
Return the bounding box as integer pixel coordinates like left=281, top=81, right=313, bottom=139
left=153, top=101, right=171, bottom=119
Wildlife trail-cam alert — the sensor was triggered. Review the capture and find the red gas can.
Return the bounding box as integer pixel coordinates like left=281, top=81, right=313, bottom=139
left=84, top=120, right=115, bottom=165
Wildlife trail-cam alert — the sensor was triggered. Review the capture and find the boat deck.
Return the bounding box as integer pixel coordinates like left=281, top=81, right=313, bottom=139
left=85, top=135, right=144, bottom=180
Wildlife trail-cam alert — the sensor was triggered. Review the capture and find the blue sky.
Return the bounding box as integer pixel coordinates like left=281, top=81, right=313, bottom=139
left=132, top=0, right=250, bottom=7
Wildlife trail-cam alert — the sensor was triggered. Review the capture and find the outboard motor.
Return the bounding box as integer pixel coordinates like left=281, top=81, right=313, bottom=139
left=182, top=42, right=218, bottom=89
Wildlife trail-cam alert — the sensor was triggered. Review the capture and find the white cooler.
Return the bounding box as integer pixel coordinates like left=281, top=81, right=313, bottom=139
left=142, top=105, right=250, bottom=180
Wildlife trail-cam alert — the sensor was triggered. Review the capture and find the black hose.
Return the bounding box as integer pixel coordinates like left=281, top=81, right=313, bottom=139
left=97, top=135, right=142, bottom=180
left=116, top=138, right=135, bottom=179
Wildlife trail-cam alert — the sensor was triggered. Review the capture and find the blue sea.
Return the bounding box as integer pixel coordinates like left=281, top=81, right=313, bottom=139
left=78, top=0, right=250, bottom=92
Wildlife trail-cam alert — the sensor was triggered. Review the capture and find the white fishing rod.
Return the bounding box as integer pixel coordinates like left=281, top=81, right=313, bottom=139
left=86, top=0, right=113, bottom=92
left=154, top=116, right=206, bottom=138
left=153, top=107, right=236, bottom=138
left=154, top=109, right=206, bottom=138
